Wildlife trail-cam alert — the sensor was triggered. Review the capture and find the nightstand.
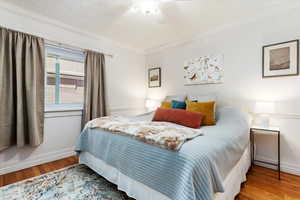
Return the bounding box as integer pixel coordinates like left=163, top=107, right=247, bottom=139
left=250, top=126, right=281, bottom=180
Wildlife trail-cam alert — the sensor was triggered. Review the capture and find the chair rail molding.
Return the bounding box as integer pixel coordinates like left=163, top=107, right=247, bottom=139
left=271, top=113, right=300, bottom=119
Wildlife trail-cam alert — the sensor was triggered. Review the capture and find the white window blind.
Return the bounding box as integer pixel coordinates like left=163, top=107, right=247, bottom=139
left=45, top=43, right=85, bottom=111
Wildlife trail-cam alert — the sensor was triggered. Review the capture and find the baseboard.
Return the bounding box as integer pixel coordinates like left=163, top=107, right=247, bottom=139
left=255, top=155, right=300, bottom=176
left=0, top=147, right=76, bottom=175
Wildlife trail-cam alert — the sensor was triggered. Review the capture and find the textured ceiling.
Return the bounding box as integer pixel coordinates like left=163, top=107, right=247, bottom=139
left=1, top=0, right=299, bottom=51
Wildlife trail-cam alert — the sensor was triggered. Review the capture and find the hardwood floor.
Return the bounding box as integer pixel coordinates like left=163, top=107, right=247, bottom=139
left=0, top=156, right=78, bottom=187
left=237, top=166, right=300, bottom=200
left=0, top=157, right=300, bottom=200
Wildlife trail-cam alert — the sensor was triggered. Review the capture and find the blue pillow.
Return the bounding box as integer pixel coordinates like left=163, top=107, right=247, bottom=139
left=171, top=100, right=186, bottom=109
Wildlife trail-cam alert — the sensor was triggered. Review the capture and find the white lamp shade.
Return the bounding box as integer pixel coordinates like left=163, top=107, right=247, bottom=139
left=254, top=102, right=275, bottom=114
left=145, top=99, right=159, bottom=109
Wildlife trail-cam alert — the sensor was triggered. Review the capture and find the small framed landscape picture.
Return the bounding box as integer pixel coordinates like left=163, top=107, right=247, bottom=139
left=262, top=40, right=299, bottom=78
left=148, top=67, right=161, bottom=88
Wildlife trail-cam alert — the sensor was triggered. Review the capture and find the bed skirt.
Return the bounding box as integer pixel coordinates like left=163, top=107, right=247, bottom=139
left=79, top=144, right=251, bottom=200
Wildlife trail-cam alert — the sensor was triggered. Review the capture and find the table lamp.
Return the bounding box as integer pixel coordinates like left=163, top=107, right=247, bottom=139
left=253, top=101, right=275, bottom=128
left=145, top=99, right=159, bottom=112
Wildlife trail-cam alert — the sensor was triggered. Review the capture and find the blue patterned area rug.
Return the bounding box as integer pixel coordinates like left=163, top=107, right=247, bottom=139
left=0, top=164, right=135, bottom=200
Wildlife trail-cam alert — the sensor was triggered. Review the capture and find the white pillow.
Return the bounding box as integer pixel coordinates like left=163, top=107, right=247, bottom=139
left=164, top=94, right=187, bottom=102
left=187, top=94, right=216, bottom=102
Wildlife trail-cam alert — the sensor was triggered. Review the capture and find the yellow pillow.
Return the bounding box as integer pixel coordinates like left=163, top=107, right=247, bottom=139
left=186, top=101, right=216, bottom=126
left=161, top=101, right=172, bottom=109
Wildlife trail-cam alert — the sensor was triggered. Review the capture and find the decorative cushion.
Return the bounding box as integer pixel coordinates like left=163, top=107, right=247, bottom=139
left=152, top=108, right=204, bottom=128
left=171, top=100, right=186, bottom=109
left=186, top=101, right=216, bottom=126
left=187, top=94, right=217, bottom=121
left=161, top=101, right=172, bottom=109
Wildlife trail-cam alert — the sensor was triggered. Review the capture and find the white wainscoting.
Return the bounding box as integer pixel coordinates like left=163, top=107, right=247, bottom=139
left=254, top=113, right=300, bottom=176
left=0, top=147, right=76, bottom=175
left=0, top=107, right=146, bottom=175
left=255, top=156, right=300, bottom=176
left=0, top=111, right=82, bottom=175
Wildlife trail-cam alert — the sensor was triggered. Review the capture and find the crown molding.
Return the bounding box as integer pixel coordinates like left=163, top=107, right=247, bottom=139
left=0, top=2, right=144, bottom=55
left=144, top=2, right=300, bottom=55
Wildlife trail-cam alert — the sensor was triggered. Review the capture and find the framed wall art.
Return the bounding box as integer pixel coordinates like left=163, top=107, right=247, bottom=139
left=148, top=67, right=161, bottom=88
left=262, top=40, right=299, bottom=78
left=183, top=55, right=223, bottom=85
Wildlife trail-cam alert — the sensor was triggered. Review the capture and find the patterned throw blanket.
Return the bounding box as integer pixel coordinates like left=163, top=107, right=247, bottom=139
left=86, top=116, right=203, bottom=151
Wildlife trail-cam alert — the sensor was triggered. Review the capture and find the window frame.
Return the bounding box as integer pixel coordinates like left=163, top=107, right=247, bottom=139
left=44, top=46, right=85, bottom=112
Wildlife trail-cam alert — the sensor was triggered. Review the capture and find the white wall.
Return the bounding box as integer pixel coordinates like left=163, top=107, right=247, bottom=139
left=145, top=6, right=300, bottom=175
left=0, top=111, right=82, bottom=175
left=0, top=3, right=146, bottom=174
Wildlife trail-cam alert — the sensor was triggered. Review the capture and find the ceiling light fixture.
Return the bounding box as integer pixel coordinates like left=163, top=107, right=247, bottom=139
left=131, top=0, right=160, bottom=16
left=130, top=0, right=191, bottom=16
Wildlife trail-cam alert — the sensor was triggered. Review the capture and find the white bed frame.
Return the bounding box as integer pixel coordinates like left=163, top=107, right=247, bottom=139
left=79, top=144, right=251, bottom=200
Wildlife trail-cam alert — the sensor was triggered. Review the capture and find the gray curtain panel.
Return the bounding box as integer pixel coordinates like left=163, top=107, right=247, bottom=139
left=83, top=51, right=107, bottom=125
left=0, top=27, right=45, bottom=151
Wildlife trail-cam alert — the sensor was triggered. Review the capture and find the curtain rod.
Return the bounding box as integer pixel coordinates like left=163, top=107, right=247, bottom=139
left=45, top=39, right=114, bottom=58
left=0, top=26, right=114, bottom=58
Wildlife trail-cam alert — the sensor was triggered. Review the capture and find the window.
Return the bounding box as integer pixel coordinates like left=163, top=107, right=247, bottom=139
left=45, top=44, right=85, bottom=110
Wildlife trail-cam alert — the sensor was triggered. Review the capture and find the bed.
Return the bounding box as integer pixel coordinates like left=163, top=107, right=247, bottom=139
left=75, top=107, right=251, bottom=200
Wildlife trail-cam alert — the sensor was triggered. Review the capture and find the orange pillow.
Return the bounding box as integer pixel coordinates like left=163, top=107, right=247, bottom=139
left=161, top=101, right=172, bottom=109
left=186, top=101, right=216, bottom=126
left=152, top=108, right=205, bottom=128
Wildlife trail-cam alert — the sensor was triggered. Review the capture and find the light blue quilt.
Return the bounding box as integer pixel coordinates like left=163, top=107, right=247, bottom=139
left=75, top=108, right=250, bottom=200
